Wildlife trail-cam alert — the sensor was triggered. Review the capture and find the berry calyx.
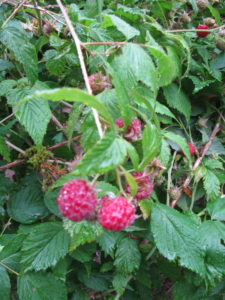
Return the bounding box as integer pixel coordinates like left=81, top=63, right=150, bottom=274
left=125, top=172, right=153, bottom=200
left=187, top=142, right=196, bottom=155
left=57, top=179, right=97, bottom=222
left=98, top=197, right=135, bottom=231
left=88, top=73, right=111, bottom=95
left=196, top=0, right=209, bottom=9
left=196, top=25, right=210, bottom=38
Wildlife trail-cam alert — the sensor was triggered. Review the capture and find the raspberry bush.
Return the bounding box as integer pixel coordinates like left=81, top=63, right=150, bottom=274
left=0, top=0, right=224, bottom=299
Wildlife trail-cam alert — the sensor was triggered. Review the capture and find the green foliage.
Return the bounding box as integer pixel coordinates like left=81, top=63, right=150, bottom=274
left=0, top=0, right=224, bottom=299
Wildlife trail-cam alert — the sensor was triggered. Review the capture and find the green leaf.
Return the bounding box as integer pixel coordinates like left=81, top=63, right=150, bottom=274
left=20, top=88, right=114, bottom=128
left=95, top=181, right=119, bottom=198
left=199, top=221, right=225, bottom=280
left=188, top=75, right=215, bottom=94
left=207, top=5, right=221, bottom=25
left=106, top=62, right=134, bottom=128
left=123, top=140, right=139, bottom=170
left=7, top=87, right=51, bottom=147
left=112, top=43, right=158, bottom=94
left=85, top=0, right=103, bottom=17
left=121, top=167, right=138, bottom=197
left=21, top=222, right=70, bottom=272
left=8, top=184, right=49, bottom=224
left=78, top=269, right=109, bottom=291
left=97, top=231, right=123, bottom=257
left=70, top=243, right=96, bottom=263
left=151, top=203, right=205, bottom=276
left=44, top=189, right=61, bottom=218
left=207, top=196, right=225, bottom=221
left=112, top=273, right=131, bottom=295
left=0, top=266, right=10, bottom=300
left=73, top=132, right=127, bottom=175
left=163, top=131, right=191, bottom=163
left=18, top=272, right=67, bottom=300
left=114, top=237, right=141, bottom=273
left=163, top=83, right=191, bottom=121
left=65, top=103, right=82, bottom=147
left=102, top=14, right=140, bottom=40
left=203, top=170, right=220, bottom=200
left=0, top=136, right=10, bottom=161
left=63, top=219, right=103, bottom=251
left=81, top=113, right=99, bottom=151
left=139, top=198, right=152, bottom=220
left=0, top=80, right=17, bottom=97
left=158, top=139, right=171, bottom=168
left=0, top=59, right=14, bottom=72
left=0, top=24, right=38, bottom=84
left=138, top=122, right=161, bottom=170
left=204, top=159, right=223, bottom=170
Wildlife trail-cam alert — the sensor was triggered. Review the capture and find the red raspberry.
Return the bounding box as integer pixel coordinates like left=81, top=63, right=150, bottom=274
left=125, top=172, right=153, bottom=200
left=88, top=73, right=111, bottom=95
left=98, top=197, right=135, bottom=231
left=187, top=142, right=196, bottom=155
left=196, top=25, right=210, bottom=38
left=115, top=117, right=142, bottom=142
left=57, top=179, right=97, bottom=222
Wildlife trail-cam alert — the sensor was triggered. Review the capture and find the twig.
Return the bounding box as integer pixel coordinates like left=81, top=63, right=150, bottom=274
left=56, top=0, right=103, bottom=138
left=61, top=100, right=72, bottom=108
left=5, top=140, right=25, bottom=154
left=2, top=0, right=27, bottom=27
left=32, top=0, right=42, bottom=35
left=166, top=151, right=177, bottom=206
left=0, top=113, right=14, bottom=124
left=48, top=136, right=81, bottom=150
left=0, top=261, right=19, bottom=276
left=51, top=114, right=64, bottom=130
left=171, top=123, right=221, bottom=208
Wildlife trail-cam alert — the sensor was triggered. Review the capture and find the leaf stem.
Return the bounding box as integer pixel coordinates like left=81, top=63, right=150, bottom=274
left=190, top=182, right=198, bottom=211
left=146, top=245, right=157, bottom=261
left=116, top=169, right=127, bottom=197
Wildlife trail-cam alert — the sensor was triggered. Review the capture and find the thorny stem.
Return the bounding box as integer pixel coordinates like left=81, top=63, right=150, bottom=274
left=0, top=261, right=19, bottom=276
left=171, top=122, right=221, bottom=208
left=56, top=0, right=103, bottom=138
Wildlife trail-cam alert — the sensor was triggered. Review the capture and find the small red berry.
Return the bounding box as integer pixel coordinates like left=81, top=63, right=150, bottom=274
left=115, top=117, right=142, bottom=142
left=196, top=25, right=210, bottom=38
left=98, top=197, right=135, bottom=231
left=125, top=118, right=142, bottom=142
left=187, top=142, right=196, bottom=155
left=125, top=172, right=153, bottom=200
left=115, top=117, right=124, bottom=129
left=57, top=179, right=97, bottom=222
left=88, top=73, right=111, bottom=95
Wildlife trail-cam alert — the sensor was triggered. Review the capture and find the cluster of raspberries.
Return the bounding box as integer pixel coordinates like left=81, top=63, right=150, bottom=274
left=57, top=173, right=153, bottom=232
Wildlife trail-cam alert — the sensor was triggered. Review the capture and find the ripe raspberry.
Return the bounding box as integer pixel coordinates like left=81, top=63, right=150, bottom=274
left=57, top=179, right=97, bottom=222
left=115, top=117, right=124, bottom=129
left=88, top=73, right=111, bottom=95
left=196, top=25, right=210, bottom=38
left=98, top=197, right=135, bottom=231
left=187, top=142, right=196, bottom=155
left=125, top=172, right=153, bottom=200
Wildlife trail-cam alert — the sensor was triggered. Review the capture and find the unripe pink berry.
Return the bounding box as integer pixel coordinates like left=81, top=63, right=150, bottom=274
left=187, top=142, right=196, bottom=155
left=125, top=172, right=153, bottom=200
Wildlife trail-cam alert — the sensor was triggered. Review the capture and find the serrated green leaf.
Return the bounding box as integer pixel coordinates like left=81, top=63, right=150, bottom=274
left=44, top=189, right=61, bottom=217
left=95, top=181, right=119, bottom=198
left=21, top=222, right=71, bottom=272
left=114, top=237, right=141, bottom=273
left=70, top=243, right=96, bottom=263
left=0, top=80, right=17, bottom=96
left=123, top=140, right=139, bottom=170
left=20, top=88, right=114, bottom=128
left=102, top=14, right=140, bottom=40
left=158, top=139, right=171, bottom=167
left=203, top=170, right=220, bottom=200
left=0, top=136, right=10, bottom=161
left=204, top=159, right=223, bottom=170
left=207, top=196, right=225, bottom=221
left=81, top=112, right=99, bottom=151
left=78, top=269, right=109, bottom=291
left=188, top=75, right=215, bottom=94
left=0, top=24, right=38, bottom=84
left=85, top=0, right=103, bottom=17
left=7, top=87, right=51, bottom=147
left=63, top=219, right=103, bottom=251
left=0, top=266, right=10, bottom=300
left=163, top=83, right=191, bottom=121
left=18, top=272, right=67, bottom=300
left=112, top=273, right=131, bottom=295
left=97, top=231, right=124, bottom=257
left=0, top=59, right=13, bottom=72
left=65, top=102, right=82, bottom=148
left=138, top=122, right=161, bottom=170
left=73, top=132, right=127, bottom=175
left=151, top=203, right=205, bottom=276
left=121, top=168, right=137, bottom=197
left=112, top=43, right=158, bottom=94
left=163, top=131, right=191, bottom=163
left=8, top=184, right=49, bottom=224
